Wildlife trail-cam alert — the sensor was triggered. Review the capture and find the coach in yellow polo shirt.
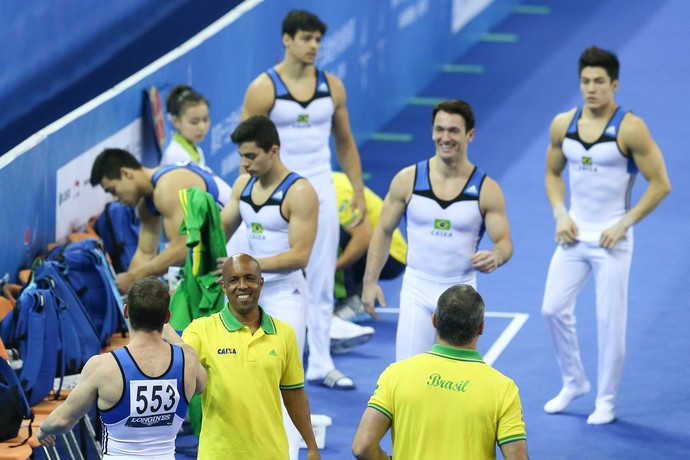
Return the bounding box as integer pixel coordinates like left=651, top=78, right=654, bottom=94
left=333, top=172, right=406, bottom=322
left=181, top=254, right=321, bottom=460
left=352, top=284, right=528, bottom=460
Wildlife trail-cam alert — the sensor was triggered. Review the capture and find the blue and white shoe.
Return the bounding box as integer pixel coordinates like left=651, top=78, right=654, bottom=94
left=330, top=316, right=374, bottom=354
left=334, top=294, right=373, bottom=324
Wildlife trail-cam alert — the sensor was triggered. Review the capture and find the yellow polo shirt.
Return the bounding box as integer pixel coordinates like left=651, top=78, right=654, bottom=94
left=368, top=344, right=526, bottom=459
left=333, top=172, right=407, bottom=264
left=182, top=306, right=304, bottom=460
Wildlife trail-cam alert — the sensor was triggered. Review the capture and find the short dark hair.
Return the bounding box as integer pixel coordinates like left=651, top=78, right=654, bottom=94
left=126, top=277, right=170, bottom=333
left=432, top=99, right=475, bottom=131
left=231, top=115, right=281, bottom=152
left=282, top=10, right=327, bottom=38
left=90, top=148, right=142, bottom=187
left=165, top=85, right=209, bottom=117
left=435, top=284, right=485, bottom=346
left=579, top=46, right=620, bottom=81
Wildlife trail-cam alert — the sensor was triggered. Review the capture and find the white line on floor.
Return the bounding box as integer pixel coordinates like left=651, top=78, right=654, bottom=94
left=482, top=313, right=529, bottom=366
left=373, top=308, right=529, bottom=365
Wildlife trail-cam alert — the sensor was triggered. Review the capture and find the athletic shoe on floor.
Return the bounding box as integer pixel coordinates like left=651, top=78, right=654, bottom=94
left=334, top=294, right=372, bottom=324
left=330, top=316, right=374, bottom=354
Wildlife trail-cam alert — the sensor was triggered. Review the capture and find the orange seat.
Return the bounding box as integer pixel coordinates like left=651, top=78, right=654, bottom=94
left=47, top=387, right=73, bottom=399
left=30, top=397, right=67, bottom=416
left=24, top=402, right=89, bottom=456
left=86, top=215, right=100, bottom=237
left=0, top=433, right=33, bottom=460
left=16, top=425, right=40, bottom=450
left=12, top=399, right=97, bottom=458
left=0, top=297, right=12, bottom=322
left=102, top=332, right=130, bottom=353
left=15, top=414, right=85, bottom=457
left=30, top=413, right=49, bottom=427
left=0, top=337, right=8, bottom=362
left=2, top=284, right=22, bottom=307
left=18, top=413, right=54, bottom=449
left=17, top=270, right=31, bottom=286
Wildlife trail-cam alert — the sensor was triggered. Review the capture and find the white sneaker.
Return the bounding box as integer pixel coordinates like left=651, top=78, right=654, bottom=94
left=330, top=316, right=374, bottom=354
left=544, top=381, right=591, bottom=414
left=330, top=316, right=374, bottom=340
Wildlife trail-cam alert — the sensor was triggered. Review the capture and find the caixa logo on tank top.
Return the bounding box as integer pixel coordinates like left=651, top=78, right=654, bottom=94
left=431, top=219, right=453, bottom=237
left=250, top=222, right=266, bottom=240
left=292, top=114, right=311, bottom=128
left=126, top=379, right=180, bottom=427
left=578, top=156, right=598, bottom=172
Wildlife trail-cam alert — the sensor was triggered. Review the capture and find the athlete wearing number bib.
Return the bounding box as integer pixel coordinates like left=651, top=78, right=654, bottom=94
left=101, top=344, right=188, bottom=459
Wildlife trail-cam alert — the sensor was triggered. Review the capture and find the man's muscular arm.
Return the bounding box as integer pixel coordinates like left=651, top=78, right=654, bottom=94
left=473, top=177, right=512, bottom=273
left=545, top=111, right=579, bottom=245
left=599, top=114, right=670, bottom=248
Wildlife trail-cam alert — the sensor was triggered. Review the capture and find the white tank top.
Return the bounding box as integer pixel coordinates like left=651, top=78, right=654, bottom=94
left=100, top=345, right=187, bottom=459
left=267, top=67, right=335, bottom=178
left=563, top=107, right=637, bottom=242
left=405, top=160, right=486, bottom=281
left=239, top=173, right=303, bottom=282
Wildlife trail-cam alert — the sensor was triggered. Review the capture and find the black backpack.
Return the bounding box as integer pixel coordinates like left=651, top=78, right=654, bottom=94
left=0, top=356, right=34, bottom=444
